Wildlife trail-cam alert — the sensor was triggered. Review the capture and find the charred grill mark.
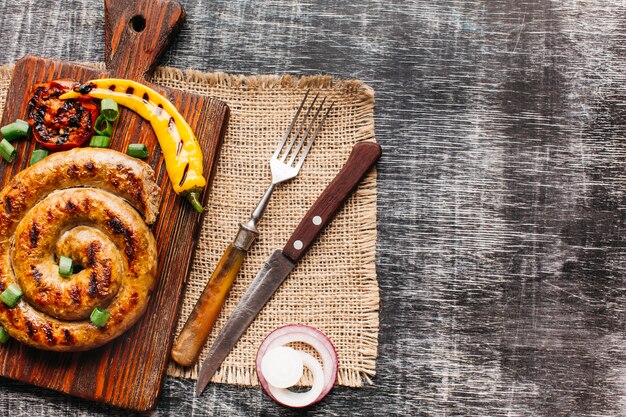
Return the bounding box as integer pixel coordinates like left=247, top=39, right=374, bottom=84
left=56, top=132, right=69, bottom=146
left=31, top=265, right=43, bottom=285
left=87, top=241, right=100, bottom=267
left=63, top=329, right=74, bottom=344
left=108, top=216, right=126, bottom=234
left=25, top=319, right=36, bottom=337
left=69, top=285, right=81, bottom=304
left=79, top=82, right=94, bottom=94
left=179, top=163, right=189, bottom=187
left=102, top=265, right=111, bottom=288
left=35, top=287, right=51, bottom=304
left=130, top=291, right=139, bottom=307
left=108, top=216, right=135, bottom=260
left=87, top=265, right=113, bottom=299
left=66, top=163, right=79, bottom=177
left=85, top=161, right=95, bottom=171
left=42, top=323, right=54, bottom=344
left=86, top=108, right=95, bottom=131
left=65, top=200, right=77, bottom=212
left=30, top=222, right=40, bottom=248
left=68, top=114, right=81, bottom=127
left=88, top=272, right=98, bottom=298
left=0, top=282, right=5, bottom=292
left=5, top=196, right=12, bottom=214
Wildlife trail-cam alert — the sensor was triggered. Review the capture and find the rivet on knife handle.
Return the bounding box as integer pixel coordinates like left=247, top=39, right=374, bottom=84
left=282, top=141, right=382, bottom=262
left=171, top=93, right=332, bottom=366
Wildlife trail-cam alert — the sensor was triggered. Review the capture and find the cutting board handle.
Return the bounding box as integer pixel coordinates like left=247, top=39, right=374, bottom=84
left=104, top=0, right=186, bottom=81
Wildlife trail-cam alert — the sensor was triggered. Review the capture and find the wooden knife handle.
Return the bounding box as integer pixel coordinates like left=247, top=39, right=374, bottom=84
left=104, top=0, right=186, bottom=80
left=171, top=241, right=248, bottom=367
left=283, top=141, right=382, bottom=263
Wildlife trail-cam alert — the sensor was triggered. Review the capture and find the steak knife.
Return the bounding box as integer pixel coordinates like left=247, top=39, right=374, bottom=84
left=196, top=141, right=382, bottom=395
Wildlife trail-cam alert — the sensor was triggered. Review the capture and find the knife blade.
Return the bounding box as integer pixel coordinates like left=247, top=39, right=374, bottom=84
left=196, top=141, right=382, bottom=395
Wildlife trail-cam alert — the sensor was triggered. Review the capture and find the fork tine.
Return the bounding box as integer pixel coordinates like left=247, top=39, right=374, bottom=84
left=272, top=91, right=309, bottom=159
left=279, top=93, right=319, bottom=162
left=295, top=101, right=334, bottom=170
left=287, top=96, right=327, bottom=166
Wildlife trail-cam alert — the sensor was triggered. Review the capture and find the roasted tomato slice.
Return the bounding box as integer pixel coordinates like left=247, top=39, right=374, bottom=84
left=26, top=79, right=99, bottom=150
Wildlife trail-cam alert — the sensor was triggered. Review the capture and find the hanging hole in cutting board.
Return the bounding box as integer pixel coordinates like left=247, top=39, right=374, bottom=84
left=129, top=15, right=146, bottom=33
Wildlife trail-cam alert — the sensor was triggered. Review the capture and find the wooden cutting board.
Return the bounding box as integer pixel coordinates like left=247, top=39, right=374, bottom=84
left=0, top=0, right=228, bottom=411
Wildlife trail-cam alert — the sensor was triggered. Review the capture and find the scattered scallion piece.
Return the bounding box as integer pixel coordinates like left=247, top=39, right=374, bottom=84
left=0, top=119, right=30, bottom=141
left=101, top=98, right=119, bottom=121
left=30, top=149, right=49, bottom=165
left=0, top=326, right=9, bottom=344
left=89, top=135, right=111, bottom=148
left=58, top=256, right=73, bottom=277
left=127, top=143, right=149, bottom=159
left=0, top=284, right=23, bottom=307
left=94, top=114, right=113, bottom=136
left=0, top=139, right=16, bottom=163
left=90, top=307, right=111, bottom=327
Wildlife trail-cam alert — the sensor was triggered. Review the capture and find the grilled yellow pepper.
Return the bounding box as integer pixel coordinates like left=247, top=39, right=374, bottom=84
left=60, top=79, right=206, bottom=212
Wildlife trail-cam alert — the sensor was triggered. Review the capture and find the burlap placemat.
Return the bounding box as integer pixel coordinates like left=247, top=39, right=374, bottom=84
left=0, top=64, right=378, bottom=388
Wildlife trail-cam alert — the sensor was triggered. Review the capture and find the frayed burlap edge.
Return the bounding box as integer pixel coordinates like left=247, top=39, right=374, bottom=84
left=0, top=63, right=379, bottom=388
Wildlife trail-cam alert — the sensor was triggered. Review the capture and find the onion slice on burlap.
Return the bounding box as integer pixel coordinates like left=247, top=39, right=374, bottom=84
left=256, top=324, right=338, bottom=408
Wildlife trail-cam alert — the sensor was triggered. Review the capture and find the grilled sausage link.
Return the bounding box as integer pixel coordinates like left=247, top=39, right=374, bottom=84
left=0, top=148, right=160, bottom=351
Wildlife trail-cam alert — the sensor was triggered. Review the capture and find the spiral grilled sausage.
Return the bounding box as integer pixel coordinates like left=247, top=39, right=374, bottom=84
left=0, top=148, right=160, bottom=351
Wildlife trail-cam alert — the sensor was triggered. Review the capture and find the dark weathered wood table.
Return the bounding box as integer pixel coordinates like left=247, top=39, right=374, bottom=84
left=2, top=0, right=626, bottom=415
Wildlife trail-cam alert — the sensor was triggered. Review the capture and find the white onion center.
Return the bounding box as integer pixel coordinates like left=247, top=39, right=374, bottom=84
left=260, top=346, right=304, bottom=388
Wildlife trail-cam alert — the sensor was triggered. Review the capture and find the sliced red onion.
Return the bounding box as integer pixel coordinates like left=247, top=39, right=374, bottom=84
left=256, top=324, right=338, bottom=408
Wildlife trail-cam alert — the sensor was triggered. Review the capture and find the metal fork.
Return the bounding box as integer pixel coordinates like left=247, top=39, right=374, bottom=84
left=171, top=92, right=333, bottom=367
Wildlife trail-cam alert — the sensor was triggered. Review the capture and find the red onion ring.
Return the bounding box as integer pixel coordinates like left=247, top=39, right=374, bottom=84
left=256, top=324, right=338, bottom=408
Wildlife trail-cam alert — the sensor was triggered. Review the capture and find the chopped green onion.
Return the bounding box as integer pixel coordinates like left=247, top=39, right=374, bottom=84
left=101, top=98, right=119, bottom=121
left=0, top=139, right=16, bottom=163
left=94, top=114, right=113, bottom=136
left=0, top=326, right=9, bottom=344
left=30, top=149, right=49, bottom=165
left=0, top=284, right=23, bottom=307
left=1, top=119, right=30, bottom=141
left=127, top=143, right=149, bottom=159
left=90, top=307, right=111, bottom=327
left=89, top=135, right=111, bottom=148
left=58, top=256, right=73, bottom=277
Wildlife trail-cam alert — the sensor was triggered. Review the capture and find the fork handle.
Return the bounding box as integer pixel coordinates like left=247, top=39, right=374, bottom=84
left=171, top=227, right=256, bottom=366
left=283, top=142, right=382, bottom=263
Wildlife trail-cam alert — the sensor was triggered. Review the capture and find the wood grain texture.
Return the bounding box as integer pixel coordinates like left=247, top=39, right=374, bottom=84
left=1, top=0, right=626, bottom=415
left=0, top=0, right=228, bottom=411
